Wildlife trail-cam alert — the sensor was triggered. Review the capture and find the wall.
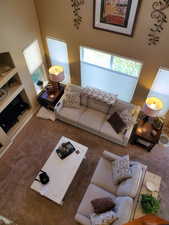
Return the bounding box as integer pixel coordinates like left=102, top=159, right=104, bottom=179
left=34, top=0, right=169, bottom=106
left=0, top=0, right=44, bottom=108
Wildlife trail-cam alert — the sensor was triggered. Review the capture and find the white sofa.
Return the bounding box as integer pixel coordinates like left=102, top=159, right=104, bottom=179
left=75, top=151, right=147, bottom=225
left=55, top=84, right=141, bottom=146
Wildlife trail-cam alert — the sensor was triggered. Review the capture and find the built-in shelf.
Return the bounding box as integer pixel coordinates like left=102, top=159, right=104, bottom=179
left=0, top=68, right=17, bottom=89
left=0, top=51, right=33, bottom=158
left=0, top=84, right=23, bottom=113
left=7, top=108, right=32, bottom=139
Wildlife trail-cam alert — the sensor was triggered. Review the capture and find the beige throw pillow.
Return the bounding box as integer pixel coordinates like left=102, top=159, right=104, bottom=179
left=119, top=108, right=135, bottom=128
left=90, top=210, right=118, bottom=225
left=64, top=91, right=80, bottom=108
left=112, top=155, right=132, bottom=184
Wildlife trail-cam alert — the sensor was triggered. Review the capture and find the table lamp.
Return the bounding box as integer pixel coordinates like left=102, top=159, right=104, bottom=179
left=48, top=65, right=65, bottom=91
left=142, top=97, right=163, bottom=117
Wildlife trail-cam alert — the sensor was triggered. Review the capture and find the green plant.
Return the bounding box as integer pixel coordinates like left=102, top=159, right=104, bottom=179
left=141, top=194, right=160, bottom=214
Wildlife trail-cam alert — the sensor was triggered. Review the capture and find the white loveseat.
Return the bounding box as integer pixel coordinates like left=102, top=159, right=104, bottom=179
left=55, top=84, right=140, bottom=146
left=75, top=151, right=147, bottom=225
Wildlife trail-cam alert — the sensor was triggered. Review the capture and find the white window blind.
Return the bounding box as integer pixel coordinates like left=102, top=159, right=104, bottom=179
left=23, top=40, right=42, bottom=74
left=148, top=68, right=169, bottom=115
left=80, top=46, right=142, bottom=102
left=46, top=38, right=70, bottom=83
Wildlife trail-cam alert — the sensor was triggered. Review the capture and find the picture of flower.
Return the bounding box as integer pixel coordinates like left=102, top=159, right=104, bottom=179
left=100, top=0, right=132, bottom=27
left=93, top=0, right=140, bottom=36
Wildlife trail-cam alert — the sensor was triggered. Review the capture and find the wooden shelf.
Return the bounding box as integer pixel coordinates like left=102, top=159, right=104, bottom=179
left=0, top=68, right=17, bottom=89
left=7, top=108, right=33, bottom=140
left=0, top=84, right=23, bottom=113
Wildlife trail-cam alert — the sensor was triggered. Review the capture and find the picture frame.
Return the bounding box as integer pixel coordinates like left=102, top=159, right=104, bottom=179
left=93, top=0, right=141, bottom=36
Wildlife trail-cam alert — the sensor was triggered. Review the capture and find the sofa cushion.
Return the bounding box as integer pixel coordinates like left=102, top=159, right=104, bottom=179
left=77, top=184, right=116, bottom=217
left=79, top=109, right=106, bottom=132
left=90, top=210, right=118, bottom=225
left=91, top=197, right=115, bottom=214
left=116, top=162, right=143, bottom=198
left=58, top=106, right=86, bottom=123
left=88, top=97, right=110, bottom=114
left=108, top=99, right=135, bottom=115
left=113, top=196, right=133, bottom=225
left=75, top=213, right=91, bottom=225
left=91, top=158, right=118, bottom=195
left=112, top=155, right=132, bottom=185
left=100, top=121, right=123, bottom=143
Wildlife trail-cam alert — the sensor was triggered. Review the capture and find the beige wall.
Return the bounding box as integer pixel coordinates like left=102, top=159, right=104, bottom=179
left=0, top=0, right=44, bottom=108
left=34, top=0, right=169, bottom=106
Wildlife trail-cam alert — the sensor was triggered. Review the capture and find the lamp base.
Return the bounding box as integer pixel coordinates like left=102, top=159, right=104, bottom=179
left=46, top=82, right=60, bottom=97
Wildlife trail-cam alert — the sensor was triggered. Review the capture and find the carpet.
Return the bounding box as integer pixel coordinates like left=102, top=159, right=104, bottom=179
left=0, top=116, right=169, bottom=225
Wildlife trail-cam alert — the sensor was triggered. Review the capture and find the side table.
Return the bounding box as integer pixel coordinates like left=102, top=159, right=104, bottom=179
left=37, top=84, right=64, bottom=111
left=130, top=117, right=163, bottom=152
left=133, top=171, right=161, bottom=219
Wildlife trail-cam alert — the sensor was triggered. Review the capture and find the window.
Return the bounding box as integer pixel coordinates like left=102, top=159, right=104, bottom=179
left=80, top=47, right=142, bottom=102
left=148, top=68, right=169, bottom=115
left=23, top=40, right=47, bottom=94
left=46, top=38, right=70, bottom=84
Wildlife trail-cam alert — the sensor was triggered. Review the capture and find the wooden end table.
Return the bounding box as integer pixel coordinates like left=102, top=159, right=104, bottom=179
left=37, top=84, right=64, bottom=111
left=131, top=117, right=163, bottom=152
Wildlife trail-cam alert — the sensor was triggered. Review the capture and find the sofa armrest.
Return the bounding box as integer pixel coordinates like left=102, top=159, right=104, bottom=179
left=102, top=151, right=121, bottom=161
left=54, top=95, right=64, bottom=113
left=75, top=213, right=90, bottom=225
left=123, top=105, right=141, bottom=146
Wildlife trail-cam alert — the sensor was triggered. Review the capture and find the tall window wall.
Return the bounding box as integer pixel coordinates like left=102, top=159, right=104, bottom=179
left=23, top=40, right=47, bottom=94
left=80, top=47, right=142, bottom=102
left=46, top=38, right=70, bottom=84
left=148, top=67, right=169, bottom=116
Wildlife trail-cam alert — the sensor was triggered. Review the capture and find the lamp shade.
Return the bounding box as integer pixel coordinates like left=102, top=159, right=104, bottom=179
left=142, top=97, right=163, bottom=117
left=49, top=66, right=65, bottom=82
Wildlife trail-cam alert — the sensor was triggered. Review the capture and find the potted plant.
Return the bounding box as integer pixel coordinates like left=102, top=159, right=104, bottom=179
left=141, top=194, right=160, bottom=214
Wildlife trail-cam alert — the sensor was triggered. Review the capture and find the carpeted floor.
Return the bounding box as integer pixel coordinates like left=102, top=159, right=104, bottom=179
left=0, top=116, right=169, bottom=225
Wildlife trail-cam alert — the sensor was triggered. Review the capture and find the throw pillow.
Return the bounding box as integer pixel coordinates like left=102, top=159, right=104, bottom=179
left=112, top=155, right=132, bottom=184
left=119, top=108, right=135, bottom=128
left=64, top=91, right=80, bottom=108
left=107, top=112, right=126, bottom=134
left=90, top=210, right=118, bottom=225
left=91, top=197, right=115, bottom=214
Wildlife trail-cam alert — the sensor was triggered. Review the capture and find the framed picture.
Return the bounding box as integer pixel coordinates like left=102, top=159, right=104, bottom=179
left=93, top=0, right=141, bottom=36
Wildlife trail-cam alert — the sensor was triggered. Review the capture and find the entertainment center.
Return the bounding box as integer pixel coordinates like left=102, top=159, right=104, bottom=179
left=0, top=52, right=34, bottom=157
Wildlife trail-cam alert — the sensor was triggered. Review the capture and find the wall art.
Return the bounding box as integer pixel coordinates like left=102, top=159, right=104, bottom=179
left=93, top=0, right=141, bottom=36
left=71, top=0, right=84, bottom=29
left=148, top=0, right=169, bottom=45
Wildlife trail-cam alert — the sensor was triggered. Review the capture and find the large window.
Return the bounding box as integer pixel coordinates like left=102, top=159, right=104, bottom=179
left=80, top=47, right=142, bottom=102
left=148, top=68, right=169, bottom=115
left=46, top=38, right=70, bottom=84
left=23, top=40, right=47, bottom=94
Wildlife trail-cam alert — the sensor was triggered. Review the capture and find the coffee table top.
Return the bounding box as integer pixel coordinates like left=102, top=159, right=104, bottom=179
left=31, top=136, right=88, bottom=205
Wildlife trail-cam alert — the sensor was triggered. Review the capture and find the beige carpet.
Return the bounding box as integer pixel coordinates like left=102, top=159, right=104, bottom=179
left=0, top=116, right=169, bottom=225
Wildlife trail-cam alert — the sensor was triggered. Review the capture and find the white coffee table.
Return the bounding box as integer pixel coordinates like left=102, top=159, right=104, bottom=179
left=31, top=136, right=88, bottom=205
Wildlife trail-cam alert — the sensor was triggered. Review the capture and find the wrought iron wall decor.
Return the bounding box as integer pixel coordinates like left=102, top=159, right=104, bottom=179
left=71, top=0, right=84, bottom=29
left=148, top=0, right=169, bottom=45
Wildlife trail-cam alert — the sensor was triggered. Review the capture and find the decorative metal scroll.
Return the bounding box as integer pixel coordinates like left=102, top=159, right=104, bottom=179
left=148, top=0, right=169, bottom=45
left=71, top=0, right=84, bottom=29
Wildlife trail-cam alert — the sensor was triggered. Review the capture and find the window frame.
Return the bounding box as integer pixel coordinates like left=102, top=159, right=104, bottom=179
left=46, top=36, right=71, bottom=84
left=80, top=46, right=143, bottom=78
left=23, top=39, right=48, bottom=95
